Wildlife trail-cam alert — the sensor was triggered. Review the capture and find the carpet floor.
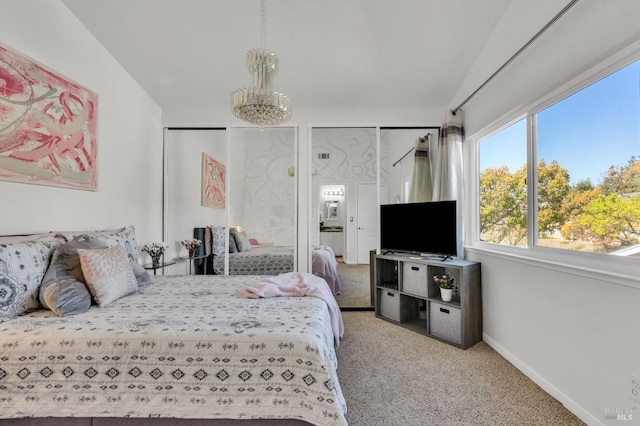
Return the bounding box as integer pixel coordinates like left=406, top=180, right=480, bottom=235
left=334, top=262, right=372, bottom=308
left=337, top=311, right=585, bottom=426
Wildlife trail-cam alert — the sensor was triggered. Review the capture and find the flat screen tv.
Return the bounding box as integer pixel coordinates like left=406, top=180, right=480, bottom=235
left=380, top=200, right=457, bottom=258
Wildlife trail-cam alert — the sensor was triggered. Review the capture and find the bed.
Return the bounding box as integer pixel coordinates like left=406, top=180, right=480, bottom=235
left=212, top=246, right=295, bottom=276
left=311, top=246, right=341, bottom=295
left=0, top=229, right=347, bottom=426
left=212, top=247, right=340, bottom=295
left=195, top=227, right=340, bottom=295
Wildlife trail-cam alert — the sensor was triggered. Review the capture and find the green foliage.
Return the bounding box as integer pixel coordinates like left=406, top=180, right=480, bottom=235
left=480, top=155, right=640, bottom=251
left=479, top=165, right=527, bottom=245
left=537, top=159, right=571, bottom=236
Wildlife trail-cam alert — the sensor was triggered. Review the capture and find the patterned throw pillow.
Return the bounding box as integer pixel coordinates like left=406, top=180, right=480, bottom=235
left=89, top=225, right=140, bottom=263
left=77, top=245, right=138, bottom=307
left=0, top=236, right=61, bottom=322
left=210, top=226, right=226, bottom=256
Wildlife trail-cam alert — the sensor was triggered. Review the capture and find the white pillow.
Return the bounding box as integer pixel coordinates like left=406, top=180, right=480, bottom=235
left=77, top=245, right=138, bottom=307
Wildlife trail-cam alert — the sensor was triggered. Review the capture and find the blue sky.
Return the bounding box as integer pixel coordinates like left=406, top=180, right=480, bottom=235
left=480, top=59, right=640, bottom=185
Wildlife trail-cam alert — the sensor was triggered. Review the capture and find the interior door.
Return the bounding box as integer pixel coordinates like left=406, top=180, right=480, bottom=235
left=356, top=183, right=377, bottom=264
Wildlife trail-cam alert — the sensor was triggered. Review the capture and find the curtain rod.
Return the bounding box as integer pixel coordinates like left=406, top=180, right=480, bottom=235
left=392, top=133, right=432, bottom=167
left=452, top=0, right=579, bottom=115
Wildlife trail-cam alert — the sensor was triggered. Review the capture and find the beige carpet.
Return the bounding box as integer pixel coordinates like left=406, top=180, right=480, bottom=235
left=334, top=262, right=372, bottom=308
left=337, top=311, right=584, bottom=426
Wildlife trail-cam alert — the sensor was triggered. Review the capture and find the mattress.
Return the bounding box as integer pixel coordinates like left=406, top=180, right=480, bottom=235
left=0, top=275, right=347, bottom=426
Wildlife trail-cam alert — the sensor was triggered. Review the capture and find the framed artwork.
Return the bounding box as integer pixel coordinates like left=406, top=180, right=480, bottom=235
left=202, top=152, right=225, bottom=209
left=0, top=43, right=98, bottom=190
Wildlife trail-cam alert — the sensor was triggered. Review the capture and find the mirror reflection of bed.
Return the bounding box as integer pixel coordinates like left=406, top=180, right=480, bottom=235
left=163, top=127, right=298, bottom=276
left=164, top=126, right=437, bottom=309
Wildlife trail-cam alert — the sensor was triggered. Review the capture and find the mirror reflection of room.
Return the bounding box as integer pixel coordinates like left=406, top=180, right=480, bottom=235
left=219, top=127, right=297, bottom=275
left=163, top=127, right=297, bottom=276
left=311, top=127, right=377, bottom=308
left=319, top=185, right=345, bottom=255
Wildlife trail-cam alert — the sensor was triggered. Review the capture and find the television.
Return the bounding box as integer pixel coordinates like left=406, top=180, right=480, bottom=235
left=380, top=200, right=457, bottom=258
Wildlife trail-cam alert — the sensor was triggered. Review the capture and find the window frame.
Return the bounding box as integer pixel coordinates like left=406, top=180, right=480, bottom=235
left=466, top=42, right=640, bottom=290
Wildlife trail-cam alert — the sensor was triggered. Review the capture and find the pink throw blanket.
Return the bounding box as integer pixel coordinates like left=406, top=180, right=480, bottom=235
left=245, top=272, right=344, bottom=347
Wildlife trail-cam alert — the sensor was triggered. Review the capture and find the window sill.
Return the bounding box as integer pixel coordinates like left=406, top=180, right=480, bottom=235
left=465, top=244, right=640, bottom=290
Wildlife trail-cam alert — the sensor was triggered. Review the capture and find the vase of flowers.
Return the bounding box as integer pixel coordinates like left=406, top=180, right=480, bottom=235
left=433, top=273, right=455, bottom=302
left=142, top=242, right=168, bottom=268
left=181, top=238, right=201, bottom=258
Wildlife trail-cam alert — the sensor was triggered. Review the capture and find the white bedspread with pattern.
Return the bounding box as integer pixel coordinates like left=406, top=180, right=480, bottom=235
left=213, top=246, right=294, bottom=275
left=0, top=275, right=347, bottom=426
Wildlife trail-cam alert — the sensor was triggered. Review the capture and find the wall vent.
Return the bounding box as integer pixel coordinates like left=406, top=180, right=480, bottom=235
left=318, top=153, right=330, bottom=159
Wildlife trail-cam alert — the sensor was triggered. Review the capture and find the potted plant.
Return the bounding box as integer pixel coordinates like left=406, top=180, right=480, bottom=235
left=433, top=273, right=455, bottom=302
left=142, top=242, right=169, bottom=268
left=181, top=238, right=201, bottom=258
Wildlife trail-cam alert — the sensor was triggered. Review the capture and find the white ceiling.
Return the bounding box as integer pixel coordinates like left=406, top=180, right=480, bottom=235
left=61, top=0, right=567, bottom=115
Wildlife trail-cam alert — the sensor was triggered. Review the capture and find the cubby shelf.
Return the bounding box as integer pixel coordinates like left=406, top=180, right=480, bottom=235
left=373, top=253, right=482, bottom=349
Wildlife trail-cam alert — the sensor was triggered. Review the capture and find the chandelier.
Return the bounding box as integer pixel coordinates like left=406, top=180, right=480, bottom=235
left=231, top=0, right=292, bottom=127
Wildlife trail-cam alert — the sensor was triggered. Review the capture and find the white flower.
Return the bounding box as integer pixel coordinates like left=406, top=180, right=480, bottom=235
left=180, top=239, right=202, bottom=251
left=141, top=242, right=168, bottom=257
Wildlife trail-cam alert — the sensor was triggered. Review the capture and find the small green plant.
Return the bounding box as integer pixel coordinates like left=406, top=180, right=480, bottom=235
left=433, top=274, right=455, bottom=289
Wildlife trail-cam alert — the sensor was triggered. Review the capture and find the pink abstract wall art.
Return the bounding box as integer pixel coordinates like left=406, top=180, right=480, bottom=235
left=202, top=152, right=226, bottom=209
left=0, top=43, right=98, bottom=190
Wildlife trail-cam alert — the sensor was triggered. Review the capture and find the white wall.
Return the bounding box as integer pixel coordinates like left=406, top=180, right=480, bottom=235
left=460, top=1, right=640, bottom=424
left=0, top=0, right=163, bottom=247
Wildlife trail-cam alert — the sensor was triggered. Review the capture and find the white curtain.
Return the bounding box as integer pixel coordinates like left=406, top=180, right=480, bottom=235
left=408, top=136, right=432, bottom=202
left=432, top=109, right=464, bottom=258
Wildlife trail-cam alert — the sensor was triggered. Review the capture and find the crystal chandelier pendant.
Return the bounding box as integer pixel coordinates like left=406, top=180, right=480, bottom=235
left=231, top=1, right=292, bottom=127
left=231, top=49, right=292, bottom=127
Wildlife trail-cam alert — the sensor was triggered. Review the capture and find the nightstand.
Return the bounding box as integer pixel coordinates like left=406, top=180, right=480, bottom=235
left=143, top=260, right=176, bottom=275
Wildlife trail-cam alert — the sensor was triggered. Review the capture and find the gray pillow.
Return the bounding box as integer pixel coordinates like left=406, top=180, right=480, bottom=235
left=229, top=232, right=238, bottom=253
left=131, top=261, right=151, bottom=286
left=39, top=236, right=108, bottom=316
left=230, top=229, right=251, bottom=252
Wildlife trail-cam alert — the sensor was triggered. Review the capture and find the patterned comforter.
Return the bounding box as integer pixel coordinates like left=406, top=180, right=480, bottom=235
left=0, top=275, right=347, bottom=426
left=213, top=246, right=295, bottom=275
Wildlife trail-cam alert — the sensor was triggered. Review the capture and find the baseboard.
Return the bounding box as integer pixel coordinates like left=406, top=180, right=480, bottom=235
left=482, top=333, right=601, bottom=426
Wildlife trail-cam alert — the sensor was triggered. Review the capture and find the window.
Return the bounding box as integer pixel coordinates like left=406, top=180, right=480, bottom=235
left=478, top=58, right=640, bottom=256
left=479, top=119, right=527, bottom=246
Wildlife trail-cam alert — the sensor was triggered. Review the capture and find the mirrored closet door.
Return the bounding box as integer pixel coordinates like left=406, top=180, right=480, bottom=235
left=163, top=128, right=228, bottom=275
left=163, top=127, right=297, bottom=276
left=309, top=126, right=438, bottom=308
left=227, top=127, right=297, bottom=274
left=310, top=127, right=378, bottom=308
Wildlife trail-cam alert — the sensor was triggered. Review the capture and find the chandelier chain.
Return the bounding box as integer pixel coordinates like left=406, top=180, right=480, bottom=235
left=260, top=0, right=267, bottom=51
left=230, top=0, right=291, bottom=127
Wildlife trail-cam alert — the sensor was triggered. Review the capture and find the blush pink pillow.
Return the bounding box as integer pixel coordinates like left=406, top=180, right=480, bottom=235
left=77, top=245, right=138, bottom=307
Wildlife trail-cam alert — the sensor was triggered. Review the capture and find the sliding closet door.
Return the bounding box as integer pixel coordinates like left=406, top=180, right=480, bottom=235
left=228, top=127, right=297, bottom=251
left=163, top=128, right=227, bottom=274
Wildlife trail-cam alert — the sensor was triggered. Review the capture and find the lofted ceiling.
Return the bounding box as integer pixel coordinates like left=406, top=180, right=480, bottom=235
left=61, top=0, right=568, bottom=116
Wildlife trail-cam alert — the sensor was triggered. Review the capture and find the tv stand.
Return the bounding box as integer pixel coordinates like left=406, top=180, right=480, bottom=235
left=420, top=253, right=453, bottom=262
left=373, top=252, right=481, bottom=349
